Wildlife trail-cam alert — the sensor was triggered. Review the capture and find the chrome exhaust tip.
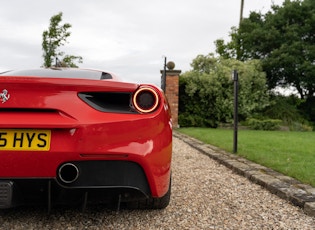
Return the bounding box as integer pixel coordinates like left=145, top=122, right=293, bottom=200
left=58, top=163, right=79, bottom=184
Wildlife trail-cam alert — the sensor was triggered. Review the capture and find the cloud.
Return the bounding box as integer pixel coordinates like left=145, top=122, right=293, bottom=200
left=0, top=0, right=285, bottom=86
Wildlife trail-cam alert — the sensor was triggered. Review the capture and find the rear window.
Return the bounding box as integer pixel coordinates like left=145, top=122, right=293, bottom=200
left=0, top=68, right=113, bottom=80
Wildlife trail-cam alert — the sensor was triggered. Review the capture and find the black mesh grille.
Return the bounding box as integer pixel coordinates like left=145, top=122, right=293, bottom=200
left=78, top=92, right=137, bottom=113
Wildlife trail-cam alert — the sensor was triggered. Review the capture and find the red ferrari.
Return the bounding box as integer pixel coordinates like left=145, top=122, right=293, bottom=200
left=0, top=68, right=172, bottom=211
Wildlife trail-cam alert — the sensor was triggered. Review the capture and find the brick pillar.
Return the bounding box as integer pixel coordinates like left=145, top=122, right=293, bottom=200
left=161, top=62, right=181, bottom=128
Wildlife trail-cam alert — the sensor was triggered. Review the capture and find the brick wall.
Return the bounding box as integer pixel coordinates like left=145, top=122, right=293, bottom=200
left=162, top=69, right=181, bottom=128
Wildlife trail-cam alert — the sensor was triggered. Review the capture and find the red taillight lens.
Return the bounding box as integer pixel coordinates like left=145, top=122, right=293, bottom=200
left=132, top=87, right=159, bottom=113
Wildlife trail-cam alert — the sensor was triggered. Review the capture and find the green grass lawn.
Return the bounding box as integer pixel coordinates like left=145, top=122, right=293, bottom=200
left=178, top=128, right=315, bottom=187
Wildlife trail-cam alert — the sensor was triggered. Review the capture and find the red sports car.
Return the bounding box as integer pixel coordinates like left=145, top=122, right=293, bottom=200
left=0, top=68, right=172, bottom=211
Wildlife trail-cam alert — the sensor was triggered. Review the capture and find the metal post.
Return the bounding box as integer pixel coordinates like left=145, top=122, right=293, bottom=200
left=233, top=70, right=239, bottom=153
left=161, top=57, right=167, bottom=91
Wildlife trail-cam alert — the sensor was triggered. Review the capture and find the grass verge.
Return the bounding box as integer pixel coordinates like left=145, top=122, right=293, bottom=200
left=178, top=128, right=315, bottom=187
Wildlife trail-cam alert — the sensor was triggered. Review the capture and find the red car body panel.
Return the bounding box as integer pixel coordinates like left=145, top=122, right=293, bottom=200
left=0, top=68, right=172, bottom=209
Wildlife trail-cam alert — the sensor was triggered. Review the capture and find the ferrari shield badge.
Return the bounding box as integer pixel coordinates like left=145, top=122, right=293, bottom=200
left=0, top=89, right=10, bottom=103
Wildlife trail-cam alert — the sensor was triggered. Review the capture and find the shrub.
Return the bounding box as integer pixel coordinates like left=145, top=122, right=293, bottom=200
left=262, top=94, right=313, bottom=131
left=247, top=118, right=282, bottom=130
left=178, top=55, right=270, bottom=127
left=178, top=113, right=218, bottom=128
left=289, top=122, right=313, bottom=132
left=263, top=95, right=304, bottom=125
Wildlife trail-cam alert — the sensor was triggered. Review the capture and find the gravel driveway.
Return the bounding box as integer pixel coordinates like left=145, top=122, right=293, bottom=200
left=1, top=136, right=315, bottom=229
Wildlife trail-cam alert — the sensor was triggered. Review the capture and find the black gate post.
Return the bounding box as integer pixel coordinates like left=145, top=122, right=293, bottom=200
left=161, top=57, right=167, bottom=91
left=232, top=70, right=239, bottom=153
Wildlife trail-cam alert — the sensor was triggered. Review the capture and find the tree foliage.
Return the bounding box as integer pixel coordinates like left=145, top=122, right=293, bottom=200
left=179, top=54, right=270, bottom=127
left=215, top=0, right=315, bottom=99
left=42, top=12, right=82, bottom=68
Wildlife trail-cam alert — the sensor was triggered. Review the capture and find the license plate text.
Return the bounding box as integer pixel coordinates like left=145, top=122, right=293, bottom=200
left=0, top=129, right=51, bottom=151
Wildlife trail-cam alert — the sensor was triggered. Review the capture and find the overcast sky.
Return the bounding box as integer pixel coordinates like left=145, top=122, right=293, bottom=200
left=1, top=0, right=284, bottom=86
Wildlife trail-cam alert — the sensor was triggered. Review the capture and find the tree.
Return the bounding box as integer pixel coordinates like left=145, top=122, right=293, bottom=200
left=215, top=0, right=315, bottom=99
left=179, top=54, right=270, bottom=127
left=42, top=12, right=83, bottom=68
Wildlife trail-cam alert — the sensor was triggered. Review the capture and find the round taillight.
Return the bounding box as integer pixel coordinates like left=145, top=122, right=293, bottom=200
left=132, top=87, right=159, bottom=113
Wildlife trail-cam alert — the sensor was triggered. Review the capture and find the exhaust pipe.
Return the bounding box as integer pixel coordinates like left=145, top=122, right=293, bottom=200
left=58, top=163, right=79, bottom=184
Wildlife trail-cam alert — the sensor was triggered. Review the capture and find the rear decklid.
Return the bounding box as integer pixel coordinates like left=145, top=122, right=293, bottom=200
left=0, top=68, right=139, bottom=128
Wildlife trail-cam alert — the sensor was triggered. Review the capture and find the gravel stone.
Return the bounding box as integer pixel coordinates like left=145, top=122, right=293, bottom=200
left=0, top=136, right=315, bottom=229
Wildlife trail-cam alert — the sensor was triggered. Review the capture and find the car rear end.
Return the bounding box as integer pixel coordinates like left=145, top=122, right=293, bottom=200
left=0, top=68, right=172, bottom=210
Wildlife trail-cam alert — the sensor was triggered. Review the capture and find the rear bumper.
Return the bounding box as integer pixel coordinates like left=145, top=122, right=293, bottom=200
left=0, top=111, right=173, bottom=200
left=0, top=161, right=151, bottom=209
left=0, top=123, right=172, bottom=198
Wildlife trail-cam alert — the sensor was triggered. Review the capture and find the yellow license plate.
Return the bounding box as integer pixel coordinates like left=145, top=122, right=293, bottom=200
left=0, top=129, right=51, bottom=151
